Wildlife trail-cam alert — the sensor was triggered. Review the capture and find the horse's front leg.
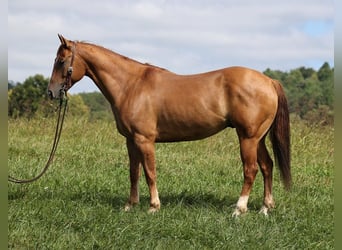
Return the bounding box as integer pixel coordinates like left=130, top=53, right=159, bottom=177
left=124, top=138, right=142, bottom=211
left=134, top=134, right=160, bottom=213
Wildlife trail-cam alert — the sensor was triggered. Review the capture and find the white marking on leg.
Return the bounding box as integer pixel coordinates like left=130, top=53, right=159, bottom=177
left=232, top=195, right=249, bottom=217
left=124, top=191, right=139, bottom=212
left=264, top=194, right=275, bottom=208
left=148, top=190, right=160, bottom=213
left=124, top=203, right=133, bottom=212
left=259, top=194, right=275, bottom=216
left=259, top=205, right=269, bottom=216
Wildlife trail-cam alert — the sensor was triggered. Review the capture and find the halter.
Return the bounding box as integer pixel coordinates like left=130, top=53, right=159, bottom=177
left=61, top=43, right=76, bottom=95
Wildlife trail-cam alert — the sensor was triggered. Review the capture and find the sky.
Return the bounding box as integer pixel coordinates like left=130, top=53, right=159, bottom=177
left=8, top=0, right=334, bottom=94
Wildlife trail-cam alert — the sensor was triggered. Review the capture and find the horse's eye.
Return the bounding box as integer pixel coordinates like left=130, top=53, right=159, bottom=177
left=55, top=58, right=65, bottom=66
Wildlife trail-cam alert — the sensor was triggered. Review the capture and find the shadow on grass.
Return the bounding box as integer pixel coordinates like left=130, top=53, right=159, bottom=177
left=161, top=192, right=236, bottom=210
left=8, top=189, right=28, bottom=200
left=8, top=186, right=263, bottom=213
left=67, top=190, right=244, bottom=212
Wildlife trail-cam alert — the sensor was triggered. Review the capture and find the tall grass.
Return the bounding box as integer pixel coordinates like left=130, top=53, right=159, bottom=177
left=8, top=116, right=334, bottom=249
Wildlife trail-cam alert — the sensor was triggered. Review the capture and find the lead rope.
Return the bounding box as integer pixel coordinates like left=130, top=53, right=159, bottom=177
left=8, top=96, right=68, bottom=184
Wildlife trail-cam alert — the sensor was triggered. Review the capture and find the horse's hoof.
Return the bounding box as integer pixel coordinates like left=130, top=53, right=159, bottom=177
left=232, top=207, right=247, bottom=217
left=148, top=207, right=159, bottom=213
left=232, top=210, right=241, bottom=217
left=259, top=198, right=275, bottom=216
left=124, top=203, right=133, bottom=212
left=259, top=205, right=269, bottom=216
left=259, top=204, right=274, bottom=216
left=148, top=204, right=160, bottom=213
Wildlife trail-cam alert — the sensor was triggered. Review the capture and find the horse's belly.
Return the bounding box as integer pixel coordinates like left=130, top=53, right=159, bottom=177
left=155, top=116, right=227, bottom=142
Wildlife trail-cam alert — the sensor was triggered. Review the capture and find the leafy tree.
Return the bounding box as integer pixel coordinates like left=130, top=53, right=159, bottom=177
left=264, top=68, right=287, bottom=82
left=8, top=74, right=49, bottom=118
left=264, top=62, right=334, bottom=126
left=317, top=62, right=332, bottom=82
left=66, top=94, right=90, bottom=117
left=317, top=62, right=334, bottom=109
left=79, top=92, right=112, bottom=121
left=8, top=75, right=90, bottom=119
left=8, top=80, right=16, bottom=90
left=298, top=66, right=315, bottom=79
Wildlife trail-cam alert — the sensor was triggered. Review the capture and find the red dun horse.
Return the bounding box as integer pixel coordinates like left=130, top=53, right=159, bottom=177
left=48, top=35, right=291, bottom=216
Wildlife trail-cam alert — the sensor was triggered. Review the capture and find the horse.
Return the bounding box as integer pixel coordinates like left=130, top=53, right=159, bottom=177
left=48, top=34, right=291, bottom=216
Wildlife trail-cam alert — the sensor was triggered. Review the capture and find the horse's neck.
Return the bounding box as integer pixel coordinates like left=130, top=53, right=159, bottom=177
left=78, top=43, right=141, bottom=106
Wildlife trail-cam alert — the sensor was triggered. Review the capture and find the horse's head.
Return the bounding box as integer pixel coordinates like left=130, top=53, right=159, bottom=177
left=48, top=34, right=85, bottom=99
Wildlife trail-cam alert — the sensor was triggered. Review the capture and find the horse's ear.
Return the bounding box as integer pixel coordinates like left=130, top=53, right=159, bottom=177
left=58, top=34, right=70, bottom=48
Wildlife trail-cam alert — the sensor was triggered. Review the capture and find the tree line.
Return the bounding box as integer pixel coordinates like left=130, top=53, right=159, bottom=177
left=8, top=62, right=333, bottom=125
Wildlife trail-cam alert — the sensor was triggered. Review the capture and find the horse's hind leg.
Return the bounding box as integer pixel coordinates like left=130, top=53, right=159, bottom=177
left=233, top=137, right=259, bottom=217
left=257, top=137, right=275, bottom=215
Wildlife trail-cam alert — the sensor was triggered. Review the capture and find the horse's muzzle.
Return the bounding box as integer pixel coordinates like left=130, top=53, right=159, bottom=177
left=47, top=90, right=54, bottom=100
left=47, top=88, right=66, bottom=100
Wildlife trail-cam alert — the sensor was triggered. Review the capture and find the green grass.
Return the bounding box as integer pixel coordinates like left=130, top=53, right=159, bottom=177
left=8, top=115, right=334, bottom=249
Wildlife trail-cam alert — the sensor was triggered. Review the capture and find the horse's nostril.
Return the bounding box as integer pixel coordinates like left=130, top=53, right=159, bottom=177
left=47, top=90, right=54, bottom=99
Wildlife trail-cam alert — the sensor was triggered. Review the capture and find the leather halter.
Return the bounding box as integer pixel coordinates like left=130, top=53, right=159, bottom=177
left=61, top=43, right=76, bottom=94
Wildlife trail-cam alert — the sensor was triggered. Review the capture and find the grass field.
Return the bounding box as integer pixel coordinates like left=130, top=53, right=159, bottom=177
left=8, top=115, right=334, bottom=249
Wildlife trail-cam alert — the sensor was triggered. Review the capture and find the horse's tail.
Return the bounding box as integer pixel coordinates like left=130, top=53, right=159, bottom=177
left=270, top=80, right=291, bottom=190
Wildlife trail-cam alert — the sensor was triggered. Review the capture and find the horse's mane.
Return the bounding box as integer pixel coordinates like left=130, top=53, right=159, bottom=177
left=78, top=40, right=168, bottom=72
